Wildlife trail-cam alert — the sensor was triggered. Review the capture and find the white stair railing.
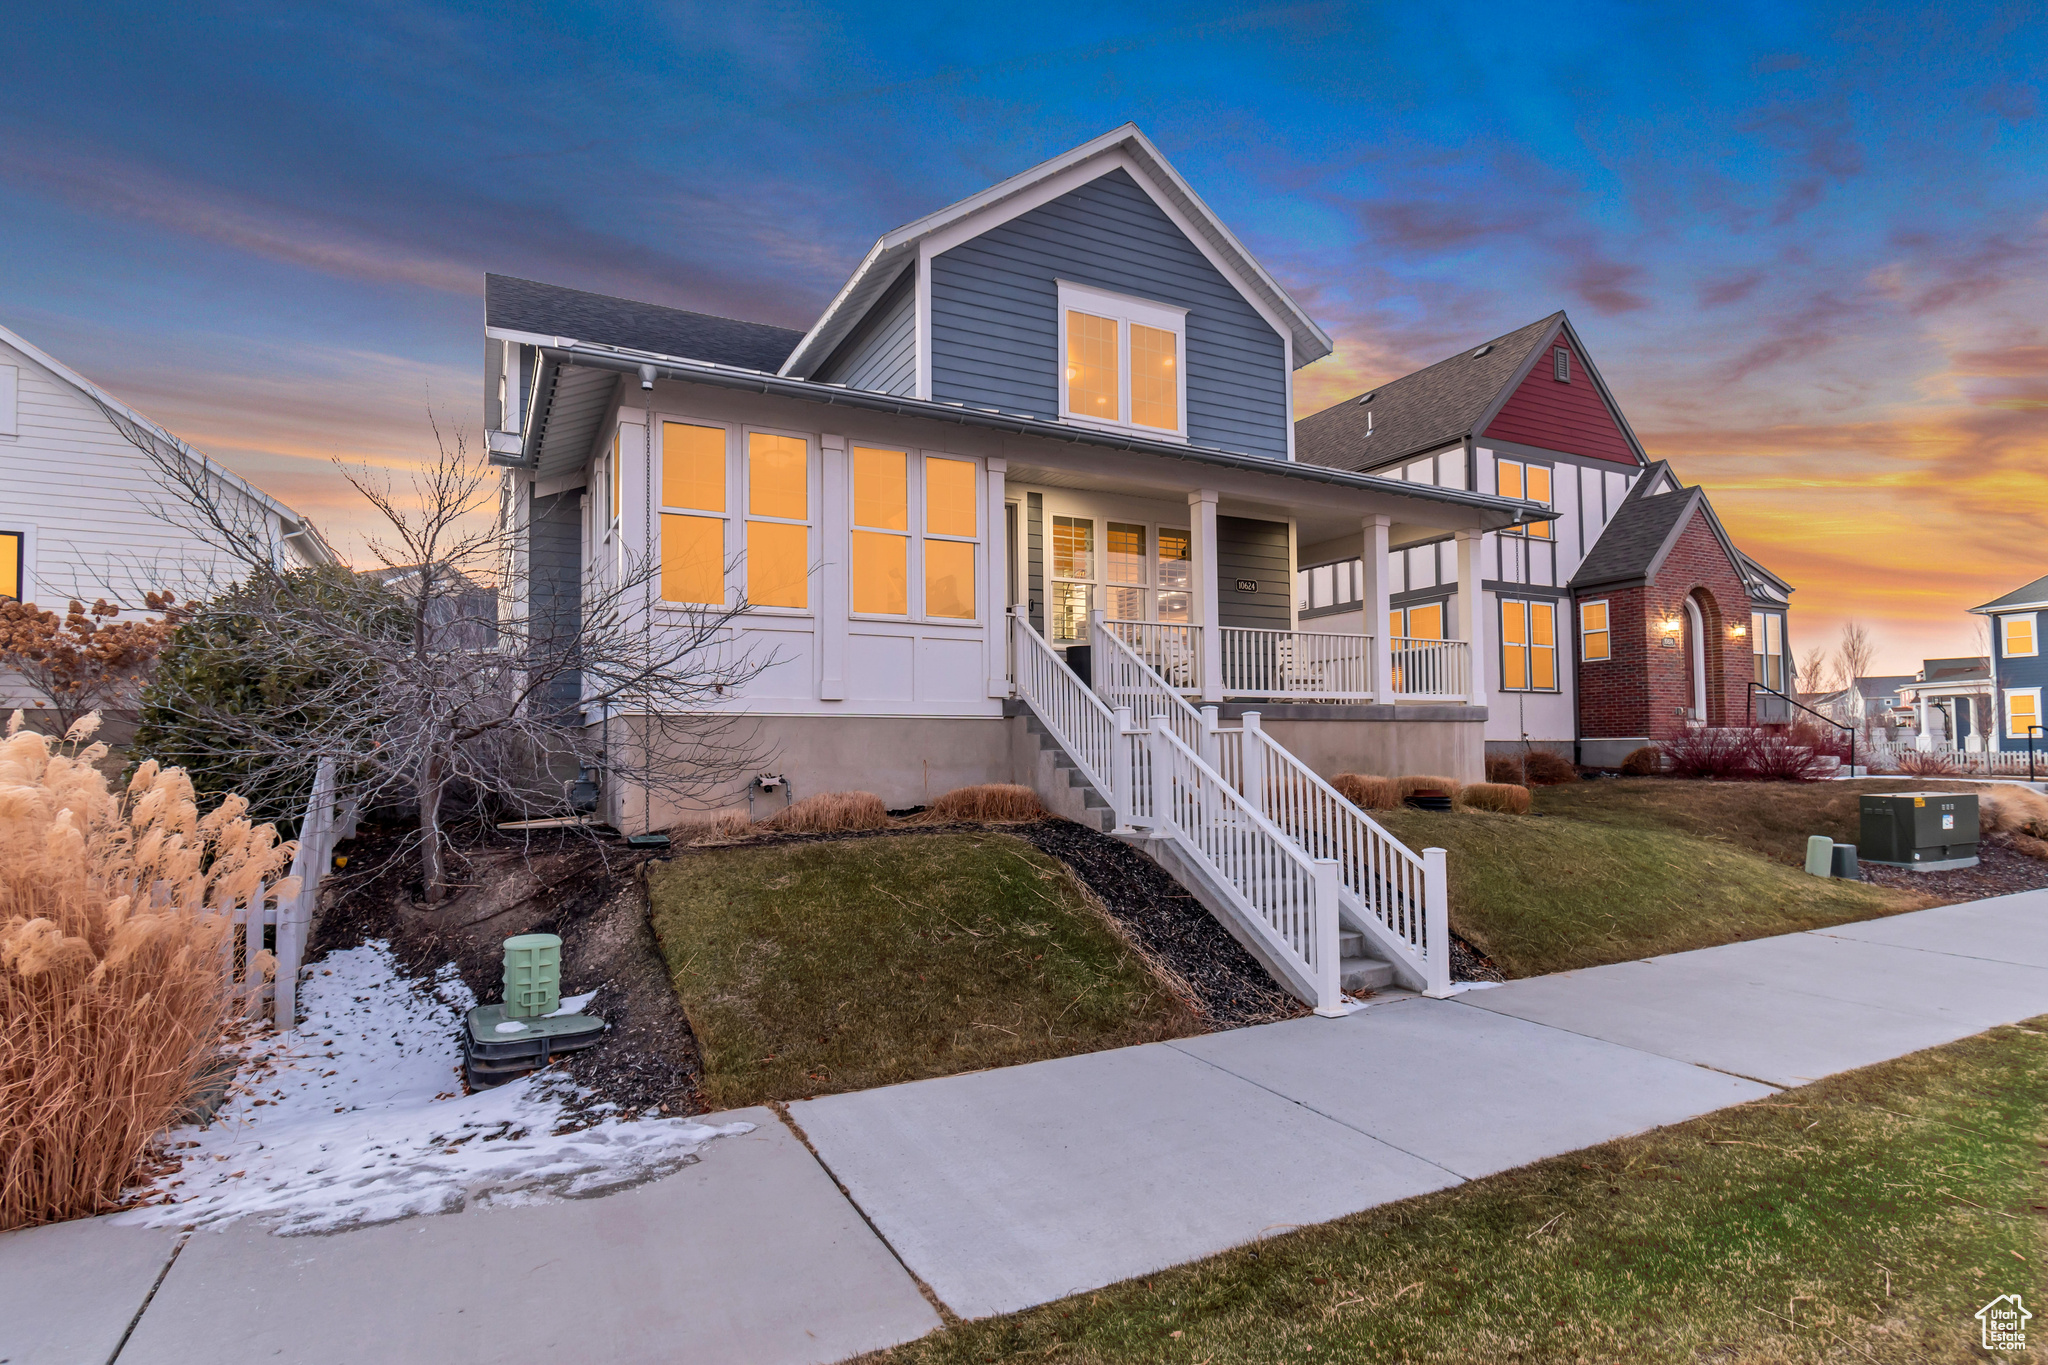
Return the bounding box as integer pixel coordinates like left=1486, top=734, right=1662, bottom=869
left=1238, top=715, right=1452, bottom=996
left=1012, top=609, right=1118, bottom=797
left=1142, top=714, right=1349, bottom=1015
left=1092, top=612, right=1210, bottom=759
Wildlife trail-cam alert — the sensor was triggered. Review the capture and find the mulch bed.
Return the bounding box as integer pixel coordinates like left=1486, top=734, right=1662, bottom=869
left=1856, top=834, right=2048, bottom=904
left=1012, top=821, right=1308, bottom=1027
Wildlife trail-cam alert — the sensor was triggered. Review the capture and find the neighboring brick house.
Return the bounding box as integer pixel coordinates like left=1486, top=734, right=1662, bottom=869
left=1295, top=314, right=1794, bottom=765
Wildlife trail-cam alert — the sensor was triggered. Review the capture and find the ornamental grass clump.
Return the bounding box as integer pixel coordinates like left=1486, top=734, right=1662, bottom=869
left=1330, top=774, right=1398, bottom=811
left=1458, top=782, right=1532, bottom=815
left=0, top=711, right=296, bottom=1230
left=916, top=784, right=1049, bottom=824
left=763, top=790, right=890, bottom=833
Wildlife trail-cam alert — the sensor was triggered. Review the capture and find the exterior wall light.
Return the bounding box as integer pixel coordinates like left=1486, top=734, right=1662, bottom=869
left=1730, top=624, right=1747, bottom=637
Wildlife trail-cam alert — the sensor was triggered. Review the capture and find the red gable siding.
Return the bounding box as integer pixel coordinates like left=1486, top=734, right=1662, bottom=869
left=1481, top=335, right=1639, bottom=465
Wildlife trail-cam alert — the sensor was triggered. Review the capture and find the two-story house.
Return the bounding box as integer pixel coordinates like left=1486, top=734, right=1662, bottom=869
left=1973, top=573, right=2048, bottom=753
left=1292, top=316, right=1795, bottom=766
left=487, top=125, right=1551, bottom=831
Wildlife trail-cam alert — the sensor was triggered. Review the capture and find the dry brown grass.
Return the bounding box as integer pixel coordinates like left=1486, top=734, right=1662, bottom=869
left=1619, top=745, right=1662, bottom=776
left=915, top=784, right=1048, bottom=823
left=1458, top=782, right=1532, bottom=815
left=1331, top=773, right=1398, bottom=810
left=1484, top=755, right=1524, bottom=784
left=1396, top=775, right=1463, bottom=803
left=1, top=711, right=294, bottom=1230
left=1978, top=784, right=2048, bottom=836
left=1520, top=749, right=1578, bottom=785
left=669, top=810, right=752, bottom=844
left=763, top=790, right=890, bottom=833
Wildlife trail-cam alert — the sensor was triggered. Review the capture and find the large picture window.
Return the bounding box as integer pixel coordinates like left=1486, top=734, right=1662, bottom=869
left=1497, top=458, right=1552, bottom=539
left=851, top=447, right=980, bottom=621
left=1058, top=282, right=1186, bottom=437
left=658, top=421, right=727, bottom=606
left=1501, top=598, right=1558, bottom=691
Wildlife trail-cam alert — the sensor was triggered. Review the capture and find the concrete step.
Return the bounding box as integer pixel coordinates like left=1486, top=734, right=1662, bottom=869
left=1338, top=928, right=1366, bottom=959
left=1340, top=956, right=1396, bottom=993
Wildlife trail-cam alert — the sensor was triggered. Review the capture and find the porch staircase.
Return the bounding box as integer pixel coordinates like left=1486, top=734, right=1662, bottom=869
left=1008, top=609, right=1450, bottom=1014
left=1014, top=706, right=1116, bottom=832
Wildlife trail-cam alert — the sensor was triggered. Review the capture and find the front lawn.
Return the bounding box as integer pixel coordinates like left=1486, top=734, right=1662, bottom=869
left=647, top=831, right=1201, bottom=1109
left=864, top=1018, right=2048, bottom=1364
left=1374, top=807, right=1923, bottom=978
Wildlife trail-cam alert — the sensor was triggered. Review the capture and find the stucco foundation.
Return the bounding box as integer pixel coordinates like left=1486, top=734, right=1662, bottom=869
left=1218, top=704, right=1488, bottom=783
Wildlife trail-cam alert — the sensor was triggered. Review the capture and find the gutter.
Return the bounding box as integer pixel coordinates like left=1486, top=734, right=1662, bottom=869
left=516, top=338, right=1558, bottom=528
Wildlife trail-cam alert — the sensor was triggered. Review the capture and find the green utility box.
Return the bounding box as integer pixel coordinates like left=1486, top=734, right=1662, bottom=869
left=1857, top=792, right=1978, bottom=871
left=501, top=933, right=562, bottom=1019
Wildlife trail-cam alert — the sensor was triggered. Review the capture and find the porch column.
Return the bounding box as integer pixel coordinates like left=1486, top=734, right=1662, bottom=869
left=1190, top=488, right=1223, bottom=703
left=984, top=458, right=1009, bottom=698
left=1455, top=528, right=1488, bottom=708
left=1360, top=514, right=1393, bottom=704
left=1915, top=695, right=1932, bottom=751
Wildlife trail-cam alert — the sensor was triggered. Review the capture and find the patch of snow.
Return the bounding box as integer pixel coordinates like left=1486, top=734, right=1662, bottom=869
left=548, top=988, right=601, bottom=1017
left=495, top=1021, right=530, bottom=1034
left=118, top=941, right=749, bottom=1236
left=1448, top=980, right=1504, bottom=993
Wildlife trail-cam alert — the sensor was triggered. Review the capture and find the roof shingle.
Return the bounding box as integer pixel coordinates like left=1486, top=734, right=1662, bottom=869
left=1294, top=313, right=1563, bottom=472
left=485, top=274, right=803, bottom=373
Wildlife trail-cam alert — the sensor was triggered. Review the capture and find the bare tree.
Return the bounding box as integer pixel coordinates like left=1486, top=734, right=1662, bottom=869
left=1835, top=620, right=1876, bottom=693
left=107, top=407, right=770, bottom=903
left=1798, top=646, right=1836, bottom=697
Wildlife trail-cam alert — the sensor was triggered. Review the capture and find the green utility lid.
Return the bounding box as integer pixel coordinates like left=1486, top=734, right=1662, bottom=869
left=464, top=1003, right=606, bottom=1056
left=501, top=933, right=562, bottom=1019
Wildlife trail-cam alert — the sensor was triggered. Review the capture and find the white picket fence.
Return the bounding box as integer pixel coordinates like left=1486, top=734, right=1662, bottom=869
left=1859, top=740, right=2046, bottom=779
left=1018, top=609, right=1454, bottom=1008
left=221, top=758, right=350, bottom=1030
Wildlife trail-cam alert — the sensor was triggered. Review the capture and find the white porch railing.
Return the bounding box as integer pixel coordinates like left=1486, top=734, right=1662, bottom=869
left=1388, top=637, right=1471, bottom=701
left=1100, top=619, right=1202, bottom=691
left=1220, top=627, right=1374, bottom=701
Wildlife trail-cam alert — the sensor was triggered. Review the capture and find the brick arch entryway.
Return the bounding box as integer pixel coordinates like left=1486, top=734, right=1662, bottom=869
left=1683, top=587, right=1731, bottom=726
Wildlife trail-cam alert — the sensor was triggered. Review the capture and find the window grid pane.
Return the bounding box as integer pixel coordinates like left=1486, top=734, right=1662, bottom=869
left=749, top=433, right=808, bottom=521
left=1052, top=517, right=1093, bottom=581
left=1130, top=323, right=1177, bottom=430
left=924, top=539, right=975, bottom=620
left=659, top=514, right=724, bottom=605
left=1066, top=311, right=1118, bottom=421
left=1158, top=530, right=1190, bottom=592
left=746, top=520, right=808, bottom=609
left=853, top=447, right=908, bottom=530
left=1497, top=459, right=1523, bottom=502
left=662, top=422, right=725, bottom=513
left=851, top=530, right=907, bottom=615
left=2011, top=692, right=2039, bottom=737
left=1406, top=604, right=1444, bottom=640
left=1526, top=465, right=1552, bottom=538
left=1581, top=601, right=1610, bottom=661
left=1051, top=582, right=1092, bottom=642
left=1532, top=603, right=1557, bottom=689
left=1106, top=523, right=1146, bottom=587
left=924, top=457, right=976, bottom=537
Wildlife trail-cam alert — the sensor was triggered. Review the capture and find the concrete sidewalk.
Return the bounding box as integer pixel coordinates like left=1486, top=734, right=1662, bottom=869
left=6, top=889, right=2045, bottom=1363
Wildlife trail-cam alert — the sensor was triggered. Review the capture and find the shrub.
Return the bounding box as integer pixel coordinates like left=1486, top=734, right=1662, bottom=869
left=1981, top=787, right=2048, bottom=836
left=2, top=712, right=291, bottom=1230
left=1787, top=720, right=1852, bottom=762
left=763, top=791, right=890, bottom=833
left=1331, top=773, right=1398, bottom=810
left=1899, top=749, right=1962, bottom=777
left=1459, top=782, right=1531, bottom=815
left=1743, top=729, right=1827, bottom=782
left=1620, top=745, right=1663, bottom=776
left=1521, top=750, right=1579, bottom=786
left=1484, top=755, right=1525, bottom=785
left=1396, top=775, right=1463, bottom=803
left=917, top=784, right=1049, bottom=823
left=1660, top=727, right=1748, bottom=780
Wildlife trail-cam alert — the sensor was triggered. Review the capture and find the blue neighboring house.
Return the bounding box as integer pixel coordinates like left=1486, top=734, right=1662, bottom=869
left=1972, top=572, right=2048, bottom=753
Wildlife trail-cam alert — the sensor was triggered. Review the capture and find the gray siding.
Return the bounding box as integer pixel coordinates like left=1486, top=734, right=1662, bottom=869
left=530, top=487, right=584, bottom=719
left=1217, top=516, right=1291, bottom=628
left=814, top=265, right=917, bottom=395
left=929, top=168, right=1289, bottom=460
left=1027, top=492, right=1045, bottom=636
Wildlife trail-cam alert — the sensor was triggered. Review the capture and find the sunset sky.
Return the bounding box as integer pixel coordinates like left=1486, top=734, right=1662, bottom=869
left=3, top=2, right=2043, bottom=673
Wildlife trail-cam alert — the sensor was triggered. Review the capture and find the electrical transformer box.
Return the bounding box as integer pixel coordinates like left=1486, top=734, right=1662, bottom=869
left=1857, top=792, right=1978, bottom=871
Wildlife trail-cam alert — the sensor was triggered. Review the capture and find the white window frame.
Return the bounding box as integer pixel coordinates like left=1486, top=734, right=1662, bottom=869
left=2007, top=686, right=2042, bottom=740
left=1580, top=598, right=1611, bottom=661
left=1055, top=280, right=1188, bottom=442
left=1499, top=595, right=1560, bottom=693
left=739, top=424, right=817, bottom=618
left=2001, top=611, right=2039, bottom=659
left=653, top=414, right=736, bottom=612
left=848, top=448, right=984, bottom=624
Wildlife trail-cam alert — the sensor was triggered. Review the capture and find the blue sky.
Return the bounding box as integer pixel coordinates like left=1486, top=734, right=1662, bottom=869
left=4, top=1, right=2044, bottom=669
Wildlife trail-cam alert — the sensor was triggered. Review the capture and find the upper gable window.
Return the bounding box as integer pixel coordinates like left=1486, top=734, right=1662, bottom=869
left=1057, top=281, right=1186, bottom=440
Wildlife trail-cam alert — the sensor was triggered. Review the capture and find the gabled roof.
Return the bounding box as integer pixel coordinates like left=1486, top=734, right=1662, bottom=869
left=1913, top=656, right=1991, bottom=685
left=1296, top=315, right=1563, bottom=472
left=1856, top=674, right=1915, bottom=700
left=1970, top=571, right=2048, bottom=614
left=485, top=274, right=803, bottom=373
left=0, top=320, right=335, bottom=565
left=777, top=123, right=1334, bottom=380
left=1570, top=466, right=1702, bottom=590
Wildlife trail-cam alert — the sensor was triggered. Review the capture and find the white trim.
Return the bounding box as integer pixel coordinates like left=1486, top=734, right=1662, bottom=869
left=0, top=363, right=16, bottom=436
left=1579, top=597, right=1611, bottom=662
left=914, top=244, right=934, bottom=401
left=2006, top=686, right=2042, bottom=740
left=1055, top=279, right=1188, bottom=442
left=0, top=520, right=37, bottom=603
left=2000, top=611, right=2038, bottom=659
left=1684, top=596, right=1707, bottom=719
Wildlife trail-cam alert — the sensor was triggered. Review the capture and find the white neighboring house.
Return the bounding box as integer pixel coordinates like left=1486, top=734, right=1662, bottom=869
left=0, top=321, right=335, bottom=710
